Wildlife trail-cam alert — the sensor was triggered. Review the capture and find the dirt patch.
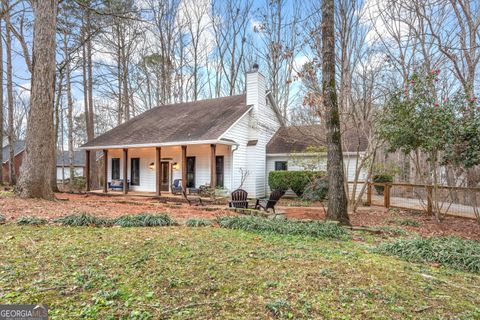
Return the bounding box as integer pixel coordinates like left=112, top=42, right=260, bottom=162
left=281, top=206, right=480, bottom=240
left=0, top=193, right=235, bottom=223
left=1, top=193, right=479, bottom=239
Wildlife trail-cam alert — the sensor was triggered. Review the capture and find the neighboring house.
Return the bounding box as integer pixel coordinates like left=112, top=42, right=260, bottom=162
left=80, top=66, right=367, bottom=197
left=56, top=151, right=86, bottom=181
left=266, top=125, right=368, bottom=193
left=1, top=140, right=26, bottom=183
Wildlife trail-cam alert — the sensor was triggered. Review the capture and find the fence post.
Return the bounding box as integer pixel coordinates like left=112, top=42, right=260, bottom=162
left=427, top=186, right=433, bottom=215
left=384, top=184, right=391, bottom=208
left=367, top=182, right=372, bottom=206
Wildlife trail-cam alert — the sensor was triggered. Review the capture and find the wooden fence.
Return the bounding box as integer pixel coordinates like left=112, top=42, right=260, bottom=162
left=364, top=182, right=480, bottom=220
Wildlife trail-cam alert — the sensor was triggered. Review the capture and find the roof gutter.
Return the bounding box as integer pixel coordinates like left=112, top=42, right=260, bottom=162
left=79, top=139, right=238, bottom=150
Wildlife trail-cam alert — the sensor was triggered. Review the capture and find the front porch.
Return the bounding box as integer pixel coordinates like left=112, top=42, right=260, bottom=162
left=85, top=143, right=232, bottom=197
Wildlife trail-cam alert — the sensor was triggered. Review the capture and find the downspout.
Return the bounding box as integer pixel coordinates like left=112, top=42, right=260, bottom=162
left=230, top=143, right=239, bottom=191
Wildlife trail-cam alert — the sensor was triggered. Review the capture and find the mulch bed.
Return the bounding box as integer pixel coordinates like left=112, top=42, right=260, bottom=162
left=0, top=193, right=234, bottom=224
left=1, top=193, right=479, bottom=240
left=281, top=206, right=480, bottom=240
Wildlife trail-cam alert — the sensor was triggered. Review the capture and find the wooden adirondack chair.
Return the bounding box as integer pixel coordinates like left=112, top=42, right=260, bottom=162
left=255, top=190, right=285, bottom=214
left=228, top=189, right=249, bottom=208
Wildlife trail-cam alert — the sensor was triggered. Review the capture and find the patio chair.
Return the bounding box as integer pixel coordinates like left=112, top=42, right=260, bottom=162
left=182, top=187, right=204, bottom=206
left=171, top=179, right=183, bottom=195
left=255, top=190, right=285, bottom=214
left=228, top=189, right=249, bottom=209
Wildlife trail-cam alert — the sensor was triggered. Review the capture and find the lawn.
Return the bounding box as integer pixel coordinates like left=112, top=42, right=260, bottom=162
left=0, top=225, right=479, bottom=319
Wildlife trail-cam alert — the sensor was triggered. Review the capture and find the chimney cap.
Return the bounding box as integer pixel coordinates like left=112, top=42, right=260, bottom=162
left=252, top=63, right=259, bottom=71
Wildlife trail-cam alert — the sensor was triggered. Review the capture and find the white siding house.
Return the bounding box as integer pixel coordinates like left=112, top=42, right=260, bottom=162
left=80, top=65, right=366, bottom=198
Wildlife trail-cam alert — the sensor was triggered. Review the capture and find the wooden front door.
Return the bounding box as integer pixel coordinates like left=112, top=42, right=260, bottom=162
left=161, top=162, right=169, bottom=192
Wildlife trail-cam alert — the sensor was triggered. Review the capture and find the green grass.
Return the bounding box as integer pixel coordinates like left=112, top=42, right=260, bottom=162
left=0, top=225, right=479, bottom=319
left=17, top=216, right=48, bottom=226
left=376, top=236, right=480, bottom=273
left=185, top=218, right=213, bottom=227
left=54, top=213, right=112, bottom=227
left=113, top=213, right=176, bottom=227
left=387, top=218, right=421, bottom=227
left=218, top=215, right=348, bottom=240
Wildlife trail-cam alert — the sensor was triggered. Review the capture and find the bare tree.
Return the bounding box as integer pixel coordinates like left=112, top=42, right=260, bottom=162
left=322, top=0, right=349, bottom=224
left=3, top=0, right=15, bottom=184
left=17, top=0, right=59, bottom=199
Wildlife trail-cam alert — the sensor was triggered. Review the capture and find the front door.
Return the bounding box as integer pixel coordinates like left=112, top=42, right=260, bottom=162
left=131, top=158, right=140, bottom=186
left=161, top=162, right=169, bottom=191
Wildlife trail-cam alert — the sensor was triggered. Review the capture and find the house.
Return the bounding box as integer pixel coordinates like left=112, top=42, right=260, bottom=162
left=56, top=151, right=86, bottom=181
left=266, top=125, right=368, bottom=194
left=81, top=66, right=367, bottom=197
left=1, top=140, right=25, bottom=183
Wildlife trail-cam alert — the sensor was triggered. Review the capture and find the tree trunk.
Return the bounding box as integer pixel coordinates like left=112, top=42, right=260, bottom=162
left=84, top=8, right=98, bottom=189
left=322, top=0, right=350, bottom=225
left=0, top=17, right=3, bottom=184
left=64, top=32, right=75, bottom=189
left=5, top=4, right=15, bottom=185
left=17, top=0, right=59, bottom=199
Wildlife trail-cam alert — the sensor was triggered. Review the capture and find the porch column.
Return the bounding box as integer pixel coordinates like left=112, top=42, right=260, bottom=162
left=156, top=147, right=162, bottom=196
left=123, top=148, right=128, bottom=194
left=85, top=150, right=90, bottom=191
left=210, top=144, right=216, bottom=188
left=181, top=145, right=187, bottom=189
left=103, top=149, right=108, bottom=193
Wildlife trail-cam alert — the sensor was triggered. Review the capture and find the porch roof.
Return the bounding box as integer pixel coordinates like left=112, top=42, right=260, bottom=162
left=81, top=94, right=250, bottom=150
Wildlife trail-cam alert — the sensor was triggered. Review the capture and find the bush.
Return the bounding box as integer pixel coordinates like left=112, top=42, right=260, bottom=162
left=268, top=171, right=325, bottom=196
left=55, top=213, right=111, bottom=227
left=376, top=237, right=480, bottom=273
left=17, top=216, right=48, bottom=225
left=113, top=213, right=175, bottom=227
left=373, top=174, right=393, bottom=195
left=302, top=177, right=328, bottom=201
left=186, top=218, right=213, bottom=227
left=218, top=216, right=348, bottom=240
left=268, top=171, right=291, bottom=192
left=289, top=171, right=311, bottom=196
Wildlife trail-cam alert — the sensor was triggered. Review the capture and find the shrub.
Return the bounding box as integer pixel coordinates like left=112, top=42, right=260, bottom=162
left=186, top=218, right=213, bottom=227
left=376, top=237, right=480, bottom=273
left=17, top=216, right=48, bottom=225
left=113, top=213, right=175, bottom=227
left=217, top=216, right=348, bottom=240
left=289, top=171, right=311, bottom=196
left=268, top=171, right=325, bottom=196
left=268, top=171, right=290, bottom=192
left=372, top=174, right=393, bottom=195
left=55, top=213, right=111, bottom=227
left=302, top=177, right=328, bottom=201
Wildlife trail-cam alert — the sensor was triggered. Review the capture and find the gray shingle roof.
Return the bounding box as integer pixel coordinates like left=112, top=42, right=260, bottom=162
left=2, top=141, right=25, bottom=164
left=82, top=94, right=250, bottom=149
left=266, top=125, right=368, bottom=154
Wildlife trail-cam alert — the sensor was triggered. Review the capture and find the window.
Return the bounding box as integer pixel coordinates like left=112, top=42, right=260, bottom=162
left=186, top=157, right=195, bottom=188
left=131, top=158, right=140, bottom=185
left=275, top=161, right=288, bottom=171
left=215, top=156, right=224, bottom=188
left=111, top=158, right=120, bottom=180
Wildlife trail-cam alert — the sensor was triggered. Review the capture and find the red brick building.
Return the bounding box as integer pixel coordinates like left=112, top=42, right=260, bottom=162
left=2, top=141, right=25, bottom=184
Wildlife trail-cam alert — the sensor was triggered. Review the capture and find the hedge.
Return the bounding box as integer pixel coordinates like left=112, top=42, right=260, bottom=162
left=268, top=171, right=325, bottom=196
